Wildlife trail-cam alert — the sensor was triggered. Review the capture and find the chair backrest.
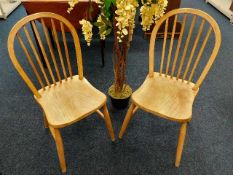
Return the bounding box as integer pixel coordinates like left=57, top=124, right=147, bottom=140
left=149, top=8, right=221, bottom=91
left=8, top=12, right=84, bottom=98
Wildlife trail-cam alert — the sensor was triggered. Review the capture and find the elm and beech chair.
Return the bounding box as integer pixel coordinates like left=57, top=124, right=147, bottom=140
left=8, top=12, right=115, bottom=173
left=119, top=8, right=221, bottom=167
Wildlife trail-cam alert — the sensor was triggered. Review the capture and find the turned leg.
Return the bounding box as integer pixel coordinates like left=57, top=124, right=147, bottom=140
left=49, top=127, right=67, bottom=173
left=175, top=122, right=187, bottom=167
left=43, top=112, right=48, bottom=128
left=103, top=104, right=115, bottom=141
left=119, top=103, right=136, bottom=139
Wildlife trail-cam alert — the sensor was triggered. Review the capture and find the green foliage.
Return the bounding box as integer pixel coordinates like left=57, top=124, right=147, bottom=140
left=104, top=0, right=116, bottom=11
left=102, top=0, right=116, bottom=18
left=94, top=15, right=112, bottom=38
left=101, top=14, right=112, bottom=26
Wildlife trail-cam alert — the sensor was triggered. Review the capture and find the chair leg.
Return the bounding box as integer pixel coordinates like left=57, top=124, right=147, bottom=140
left=103, top=104, right=115, bottom=141
left=49, top=127, right=67, bottom=173
left=43, top=112, right=48, bottom=128
left=175, top=122, right=187, bottom=167
left=119, top=103, right=136, bottom=139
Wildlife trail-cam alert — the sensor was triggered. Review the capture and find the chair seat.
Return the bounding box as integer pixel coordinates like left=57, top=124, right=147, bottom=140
left=35, top=76, right=106, bottom=128
left=132, top=73, right=199, bottom=122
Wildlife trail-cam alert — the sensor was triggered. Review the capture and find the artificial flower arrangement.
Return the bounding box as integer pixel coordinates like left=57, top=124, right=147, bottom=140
left=68, top=0, right=168, bottom=108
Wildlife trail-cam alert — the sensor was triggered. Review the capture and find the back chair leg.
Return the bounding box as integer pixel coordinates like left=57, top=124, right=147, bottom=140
left=43, top=112, right=48, bottom=128
left=119, top=103, right=136, bottom=139
left=175, top=122, right=187, bottom=167
left=103, top=104, right=115, bottom=141
left=49, top=127, right=67, bottom=173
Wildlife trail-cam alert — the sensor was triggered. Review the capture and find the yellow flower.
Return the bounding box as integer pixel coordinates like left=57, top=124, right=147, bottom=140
left=140, top=0, right=168, bottom=31
left=67, top=0, right=79, bottom=13
left=67, top=0, right=167, bottom=42
left=115, top=0, right=138, bottom=42
left=79, top=19, right=93, bottom=46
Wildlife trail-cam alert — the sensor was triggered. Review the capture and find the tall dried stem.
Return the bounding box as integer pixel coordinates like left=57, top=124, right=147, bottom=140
left=112, top=17, right=131, bottom=94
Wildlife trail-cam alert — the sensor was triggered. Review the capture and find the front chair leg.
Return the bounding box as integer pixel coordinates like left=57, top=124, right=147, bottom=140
left=103, top=104, right=115, bottom=141
left=119, top=103, right=136, bottom=139
left=175, top=122, right=187, bottom=167
left=49, top=127, right=67, bottom=173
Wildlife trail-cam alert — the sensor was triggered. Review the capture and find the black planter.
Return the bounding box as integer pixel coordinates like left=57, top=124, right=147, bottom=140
left=110, top=96, right=131, bottom=109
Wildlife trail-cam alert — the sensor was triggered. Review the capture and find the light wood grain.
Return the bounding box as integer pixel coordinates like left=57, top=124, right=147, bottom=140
left=121, top=8, right=221, bottom=167
left=166, top=15, right=177, bottom=77
left=43, top=111, right=48, bottom=128
left=119, top=103, right=136, bottom=138
left=41, top=18, right=62, bottom=83
left=8, top=12, right=115, bottom=173
left=118, top=104, right=138, bottom=139
left=132, top=72, right=198, bottom=122
left=175, top=122, right=187, bottom=167
left=149, top=8, right=221, bottom=85
left=49, top=126, right=67, bottom=173
left=132, top=106, right=139, bottom=116
left=160, top=18, right=169, bottom=75
left=176, top=15, right=196, bottom=80
left=188, top=27, right=212, bottom=84
left=31, top=20, right=57, bottom=85
left=17, top=34, right=45, bottom=89
left=51, top=18, right=67, bottom=81
left=171, top=14, right=187, bottom=78
left=35, top=76, right=107, bottom=128
left=23, top=26, right=51, bottom=87
left=60, top=22, right=73, bottom=78
left=103, top=104, right=115, bottom=141
left=96, top=109, right=104, bottom=119
left=183, top=19, right=205, bottom=81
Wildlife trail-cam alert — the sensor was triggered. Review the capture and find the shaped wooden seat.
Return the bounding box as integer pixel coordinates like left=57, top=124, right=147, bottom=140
left=119, top=8, right=221, bottom=168
left=8, top=12, right=115, bottom=173
left=36, top=76, right=106, bottom=128
left=132, top=72, right=198, bottom=122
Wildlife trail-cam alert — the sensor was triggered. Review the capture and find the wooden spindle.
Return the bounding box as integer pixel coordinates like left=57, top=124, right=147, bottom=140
left=31, top=20, right=56, bottom=85
left=188, top=27, right=212, bottom=83
left=17, top=34, right=45, bottom=90
left=23, top=26, right=50, bottom=88
left=166, top=15, right=177, bottom=76
left=171, top=14, right=187, bottom=78
left=51, top=19, right=67, bottom=81
left=41, top=18, right=62, bottom=83
left=176, top=15, right=197, bottom=80
left=60, top=22, right=73, bottom=79
left=183, top=19, right=205, bottom=81
left=160, top=18, right=169, bottom=75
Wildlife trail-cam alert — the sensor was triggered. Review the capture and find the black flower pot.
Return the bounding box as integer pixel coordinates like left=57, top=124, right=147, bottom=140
left=109, top=96, right=131, bottom=110
left=108, top=84, right=132, bottom=110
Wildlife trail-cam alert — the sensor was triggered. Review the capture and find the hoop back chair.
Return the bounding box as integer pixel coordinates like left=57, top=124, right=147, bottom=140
left=8, top=12, right=115, bottom=173
left=119, top=8, right=221, bottom=167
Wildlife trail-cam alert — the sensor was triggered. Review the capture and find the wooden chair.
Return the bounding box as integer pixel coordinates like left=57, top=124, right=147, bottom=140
left=8, top=12, right=115, bottom=173
left=21, top=0, right=106, bottom=67
left=119, top=8, right=221, bottom=167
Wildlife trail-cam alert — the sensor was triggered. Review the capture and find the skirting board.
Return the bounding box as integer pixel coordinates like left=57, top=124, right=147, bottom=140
left=0, top=0, right=21, bottom=19
left=206, top=0, right=233, bottom=23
